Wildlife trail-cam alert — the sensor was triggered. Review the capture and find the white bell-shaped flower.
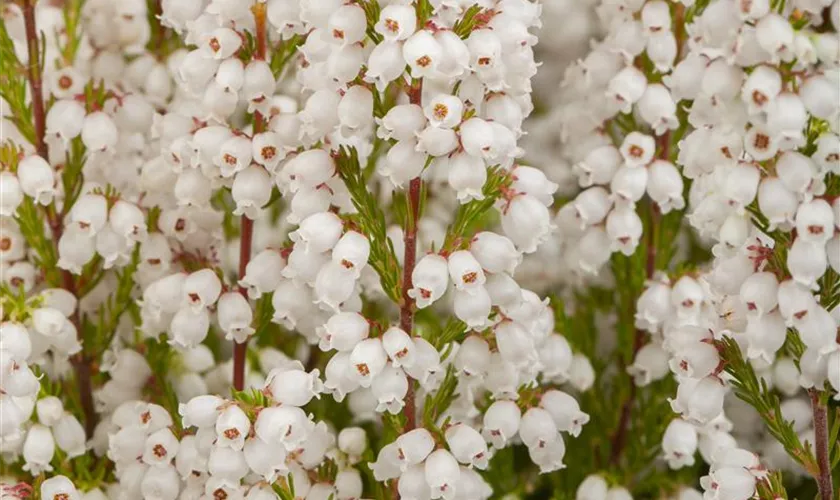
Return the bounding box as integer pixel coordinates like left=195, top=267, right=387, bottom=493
left=239, top=249, right=285, bottom=300
left=403, top=30, right=442, bottom=78
left=81, top=111, right=118, bottom=152
left=265, top=366, right=323, bottom=407
left=669, top=376, right=726, bottom=424
left=425, top=449, right=461, bottom=500
left=447, top=152, right=487, bottom=203
left=217, top=292, right=254, bottom=343
left=371, top=364, right=408, bottom=414
left=519, top=407, right=558, bottom=449
left=445, top=423, right=489, bottom=470
left=408, top=254, right=449, bottom=309
left=453, top=286, right=492, bottom=329
left=17, top=155, right=56, bottom=205
left=540, top=390, right=589, bottom=438
left=169, top=306, right=211, bottom=348
left=662, top=418, right=698, bottom=469
left=787, top=238, right=827, bottom=290
left=349, top=338, right=388, bottom=388
left=22, top=423, right=55, bottom=474
left=40, top=476, right=79, bottom=500
left=366, top=41, right=407, bottom=91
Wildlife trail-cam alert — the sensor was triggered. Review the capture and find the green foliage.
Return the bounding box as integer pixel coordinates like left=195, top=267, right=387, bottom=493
left=0, top=22, right=36, bottom=145
left=143, top=337, right=182, bottom=432
left=719, top=336, right=820, bottom=476
left=82, top=246, right=141, bottom=358
left=415, top=0, right=434, bottom=27
left=336, top=147, right=403, bottom=302
left=441, top=166, right=511, bottom=252
left=359, top=0, right=384, bottom=44
left=269, top=35, right=305, bottom=78
left=452, top=5, right=484, bottom=38
left=422, top=365, right=458, bottom=428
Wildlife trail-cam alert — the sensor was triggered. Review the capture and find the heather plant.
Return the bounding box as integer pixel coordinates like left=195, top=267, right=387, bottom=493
left=0, top=1, right=837, bottom=500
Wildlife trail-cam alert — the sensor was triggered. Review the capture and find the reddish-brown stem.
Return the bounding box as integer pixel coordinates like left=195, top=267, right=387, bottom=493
left=809, top=390, right=834, bottom=500
left=22, top=0, right=98, bottom=436
left=400, top=82, right=424, bottom=432
left=609, top=134, right=667, bottom=466
left=21, top=0, right=47, bottom=161
left=233, top=4, right=267, bottom=391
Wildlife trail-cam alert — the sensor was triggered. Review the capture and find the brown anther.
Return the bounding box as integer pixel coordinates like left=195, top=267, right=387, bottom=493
left=153, top=444, right=167, bottom=458
left=463, top=272, right=478, bottom=284
left=213, top=488, right=228, bottom=500
left=140, top=411, right=151, bottom=424
left=753, top=133, right=770, bottom=150
left=340, top=259, right=354, bottom=269
left=333, top=29, right=344, bottom=39
left=752, top=90, right=767, bottom=106
left=223, top=153, right=237, bottom=165
left=478, top=56, right=491, bottom=66
left=433, top=103, right=448, bottom=120
left=175, top=219, right=186, bottom=231
left=58, top=75, right=73, bottom=90
left=416, top=55, right=432, bottom=67
left=0, top=237, right=11, bottom=251
left=223, top=428, right=240, bottom=440
left=356, top=363, right=370, bottom=376
left=384, top=19, right=399, bottom=32
left=629, top=145, right=644, bottom=158
left=808, top=225, right=824, bottom=235
left=209, top=38, right=221, bottom=53
left=261, top=146, right=276, bottom=160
